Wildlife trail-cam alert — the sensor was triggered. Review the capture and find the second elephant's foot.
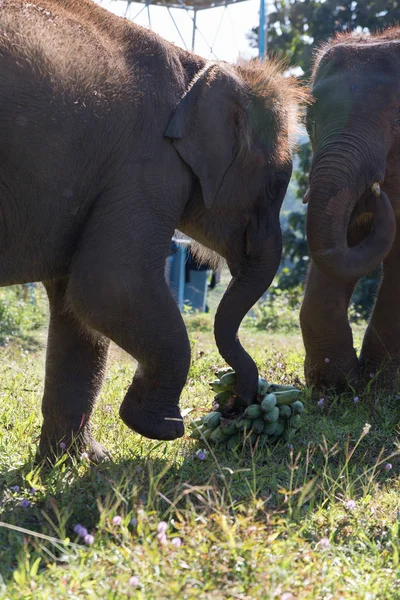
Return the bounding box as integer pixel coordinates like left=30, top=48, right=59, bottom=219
left=304, top=353, right=359, bottom=392
left=358, top=355, right=400, bottom=391
left=119, top=389, right=184, bottom=440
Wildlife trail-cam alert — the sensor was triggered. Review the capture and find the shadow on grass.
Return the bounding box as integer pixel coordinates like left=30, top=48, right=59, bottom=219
left=1, top=391, right=399, bottom=585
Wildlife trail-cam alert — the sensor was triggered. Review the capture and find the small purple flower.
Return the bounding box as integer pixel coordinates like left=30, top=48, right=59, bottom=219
left=319, top=537, right=330, bottom=548
left=171, top=537, right=182, bottom=548
left=80, top=452, right=89, bottom=461
left=345, top=499, right=356, bottom=510
left=157, top=532, right=167, bottom=546
left=30, top=488, right=37, bottom=495
left=129, top=575, right=140, bottom=588
left=105, top=404, right=112, bottom=413
left=74, top=524, right=88, bottom=538
left=353, top=396, right=359, bottom=403
left=83, top=533, right=94, bottom=545
left=281, top=593, right=294, bottom=600
left=324, top=358, right=330, bottom=364
left=157, top=521, right=168, bottom=535
left=385, top=463, right=393, bottom=471
left=112, top=515, right=122, bottom=526
left=287, top=444, right=294, bottom=451
left=318, top=398, right=324, bottom=407
left=130, top=517, right=138, bottom=527
left=20, top=499, right=31, bottom=508
left=11, top=485, right=20, bottom=492
left=59, top=442, right=67, bottom=451
left=369, top=373, right=374, bottom=379
left=196, top=449, right=207, bottom=460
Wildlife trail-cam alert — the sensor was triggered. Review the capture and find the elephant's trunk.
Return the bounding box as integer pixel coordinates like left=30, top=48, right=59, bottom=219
left=214, top=223, right=282, bottom=405
left=307, top=150, right=396, bottom=282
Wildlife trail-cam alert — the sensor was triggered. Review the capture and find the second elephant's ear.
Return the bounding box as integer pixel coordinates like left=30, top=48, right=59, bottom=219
left=164, top=64, right=248, bottom=209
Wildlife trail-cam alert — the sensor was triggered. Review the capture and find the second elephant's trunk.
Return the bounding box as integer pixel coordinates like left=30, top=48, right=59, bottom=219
left=214, top=226, right=282, bottom=405
left=307, top=153, right=396, bottom=283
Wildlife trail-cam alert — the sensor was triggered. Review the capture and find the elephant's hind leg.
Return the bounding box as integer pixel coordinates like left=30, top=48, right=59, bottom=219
left=360, top=220, right=400, bottom=388
left=67, top=212, right=190, bottom=441
left=39, top=279, right=110, bottom=464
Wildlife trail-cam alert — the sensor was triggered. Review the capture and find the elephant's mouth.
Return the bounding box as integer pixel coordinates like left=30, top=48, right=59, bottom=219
left=348, top=182, right=384, bottom=227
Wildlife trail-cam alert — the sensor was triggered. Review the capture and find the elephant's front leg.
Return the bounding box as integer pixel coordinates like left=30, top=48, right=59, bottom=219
left=360, top=221, right=400, bottom=387
left=66, top=202, right=191, bottom=441
left=38, top=280, right=110, bottom=463
left=300, top=261, right=359, bottom=390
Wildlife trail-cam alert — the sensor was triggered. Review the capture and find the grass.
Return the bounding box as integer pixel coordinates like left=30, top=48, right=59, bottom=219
left=0, top=294, right=400, bottom=598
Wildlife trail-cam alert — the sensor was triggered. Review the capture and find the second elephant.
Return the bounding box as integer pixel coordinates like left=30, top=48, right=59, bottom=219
left=301, top=28, right=400, bottom=390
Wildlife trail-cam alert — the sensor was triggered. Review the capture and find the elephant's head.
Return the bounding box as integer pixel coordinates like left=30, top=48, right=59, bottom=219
left=305, top=35, right=399, bottom=283
left=165, top=61, right=305, bottom=403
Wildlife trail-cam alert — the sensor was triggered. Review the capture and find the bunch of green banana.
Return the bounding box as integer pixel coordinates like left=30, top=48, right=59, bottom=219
left=190, top=369, right=304, bottom=450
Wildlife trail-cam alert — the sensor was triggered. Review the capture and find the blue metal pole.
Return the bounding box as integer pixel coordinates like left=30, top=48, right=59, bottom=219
left=259, top=0, right=265, bottom=60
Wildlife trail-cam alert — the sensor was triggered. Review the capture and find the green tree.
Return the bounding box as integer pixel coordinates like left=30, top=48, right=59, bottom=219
left=250, top=0, right=400, bottom=77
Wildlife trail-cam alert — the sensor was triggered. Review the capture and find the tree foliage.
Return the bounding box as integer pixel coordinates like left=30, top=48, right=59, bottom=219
left=249, top=0, right=400, bottom=77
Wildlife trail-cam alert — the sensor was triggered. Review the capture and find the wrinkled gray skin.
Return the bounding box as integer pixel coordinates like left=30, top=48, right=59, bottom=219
left=301, top=30, right=400, bottom=390
left=0, top=0, right=297, bottom=462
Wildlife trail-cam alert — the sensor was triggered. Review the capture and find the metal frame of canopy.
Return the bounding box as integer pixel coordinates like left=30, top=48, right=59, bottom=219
left=117, top=0, right=267, bottom=58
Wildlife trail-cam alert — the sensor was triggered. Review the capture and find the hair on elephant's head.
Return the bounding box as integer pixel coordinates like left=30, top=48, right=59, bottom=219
left=165, top=60, right=306, bottom=404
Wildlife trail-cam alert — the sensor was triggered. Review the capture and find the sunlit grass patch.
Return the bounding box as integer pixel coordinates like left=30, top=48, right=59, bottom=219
left=0, top=319, right=399, bottom=598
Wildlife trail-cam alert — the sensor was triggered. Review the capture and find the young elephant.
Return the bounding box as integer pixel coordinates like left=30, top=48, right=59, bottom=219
left=0, top=0, right=304, bottom=461
left=301, top=29, right=400, bottom=390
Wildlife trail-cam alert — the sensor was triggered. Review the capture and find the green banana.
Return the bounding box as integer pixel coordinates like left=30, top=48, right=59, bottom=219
left=244, top=404, right=262, bottom=420
left=275, top=390, right=302, bottom=405
left=278, top=405, right=291, bottom=419
left=261, top=393, right=277, bottom=413
left=290, top=414, right=302, bottom=430
left=267, top=384, right=299, bottom=393
left=251, top=418, right=264, bottom=434
left=291, top=401, right=304, bottom=415
left=214, top=391, right=233, bottom=410
left=204, top=411, right=221, bottom=430
left=226, top=432, right=241, bottom=450
left=263, top=406, right=279, bottom=423
left=236, top=417, right=253, bottom=432
left=210, top=426, right=229, bottom=444
left=219, top=372, right=236, bottom=390
left=274, top=419, right=285, bottom=436
left=220, top=418, right=238, bottom=436
left=215, top=367, right=234, bottom=379
left=209, top=380, right=225, bottom=393
left=257, top=377, right=269, bottom=396
left=263, top=421, right=277, bottom=435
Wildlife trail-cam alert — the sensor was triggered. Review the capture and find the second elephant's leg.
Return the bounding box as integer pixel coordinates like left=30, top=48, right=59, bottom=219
left=360, top=223, right=400, bottom=385
left=300, top=261, right=359, bottom=389
left=39, top=279, right=110, bottom=463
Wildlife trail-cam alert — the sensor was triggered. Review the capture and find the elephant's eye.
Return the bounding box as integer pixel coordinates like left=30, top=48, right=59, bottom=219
left=269, top=173, right=288, bottom=200
left=306, top=117, right=316, bottom=136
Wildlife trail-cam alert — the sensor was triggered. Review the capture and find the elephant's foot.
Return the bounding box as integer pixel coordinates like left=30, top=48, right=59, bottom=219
left=119, top=388, right=184, bottom=440
left=304, top=352, right=359, bottom=393
left=37, top=426, right=111, bottom=466
left=358, top=355, right=400, bottom=392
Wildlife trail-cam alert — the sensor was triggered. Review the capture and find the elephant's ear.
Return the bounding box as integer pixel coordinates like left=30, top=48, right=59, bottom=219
left=164, top=64, right=248, bottom=209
